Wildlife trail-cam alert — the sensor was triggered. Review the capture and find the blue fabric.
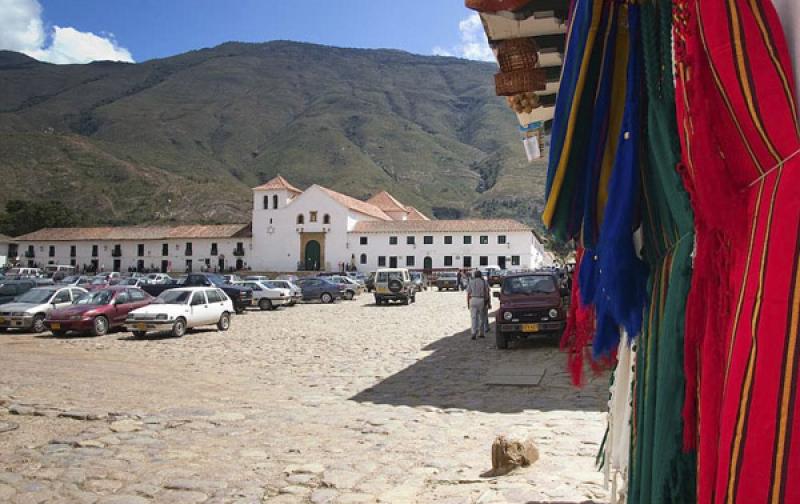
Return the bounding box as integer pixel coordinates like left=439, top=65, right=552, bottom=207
left=589, top=3, right=649, bottom=358
left=546, top=0, right=594, bottom=197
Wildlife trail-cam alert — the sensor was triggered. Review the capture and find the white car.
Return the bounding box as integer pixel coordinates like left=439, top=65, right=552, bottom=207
left=267, top=279, right=302, bottom=305
left=145, top=273, right=173, bottom=284
left=328, top=275, right=364, bottom=300
left=240, top=280, right=292, bottom=310
left=0, top=286, right=88, bottom=333
left=126, top=287, right=233, bottom=338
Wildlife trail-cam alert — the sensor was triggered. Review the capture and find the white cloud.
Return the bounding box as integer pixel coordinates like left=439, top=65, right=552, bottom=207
left=0, top=0, right=133, bottom=64
left=432, top=13, right=494, bottom=62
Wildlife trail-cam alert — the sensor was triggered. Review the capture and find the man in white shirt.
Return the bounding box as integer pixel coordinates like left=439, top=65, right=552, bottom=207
left=466, top=270, right=490, bottom=340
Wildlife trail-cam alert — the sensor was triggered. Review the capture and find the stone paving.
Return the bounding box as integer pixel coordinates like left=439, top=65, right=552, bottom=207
left=0, top=290, right=609, bottom=503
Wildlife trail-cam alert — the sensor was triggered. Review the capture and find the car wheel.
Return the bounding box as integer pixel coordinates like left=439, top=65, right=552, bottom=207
left=171, top=317, right=187, bottom=338
left=51, top=330, right=66, bottom=338
left=91, top=316, right=109, bottom=336
left=132, top=331, right=146, bottom=338
left=259, top=298, right=273, bottom=311
left=321, top=292, right=334, bottom=304
left=344, top=290, right=354, bottom=301
left=217, top=312, right=231, bottom=331
left=32, top=314, right=46, bottom=333
left=495, top=326, right=508, bottom=350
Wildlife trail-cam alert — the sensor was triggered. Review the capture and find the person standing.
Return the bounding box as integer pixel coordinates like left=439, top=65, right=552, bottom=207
left=466, top=270, right=490, bottom=340
left=456, top=269, right=463, bottom=291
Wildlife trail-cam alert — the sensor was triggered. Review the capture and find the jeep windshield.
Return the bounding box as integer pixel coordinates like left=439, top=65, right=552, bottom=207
left=377, top=271, right=404, bottom=282
left=502, top=275, right=556, bottom=295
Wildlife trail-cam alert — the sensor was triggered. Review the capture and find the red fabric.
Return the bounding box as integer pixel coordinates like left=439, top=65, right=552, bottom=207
left=674, top=0, right=800, bottom=502
left=560, top=247, right=609, bottom=386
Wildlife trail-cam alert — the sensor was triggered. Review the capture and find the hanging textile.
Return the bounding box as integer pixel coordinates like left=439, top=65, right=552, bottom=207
left=674, top=0, right=800, bottom=502
left=772, top=0, right=800, bottom=116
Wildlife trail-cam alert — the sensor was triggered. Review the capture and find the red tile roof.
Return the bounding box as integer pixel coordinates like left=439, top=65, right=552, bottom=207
left=352, top=219, right=532, bottom=233
left=317, top=186, right=391, bottom=221
left=14, top=224, right=252, bottom=242
left=252, top=175, right=302, bottom=193
left=406, top=207, right=430, bottom=221
left=366, top=191, right=409, bottom=213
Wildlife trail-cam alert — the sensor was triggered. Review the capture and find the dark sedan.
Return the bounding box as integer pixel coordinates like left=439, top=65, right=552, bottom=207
left=295, top=277, right=345, bottom=304
left=45, top=287, right=153, bottom=336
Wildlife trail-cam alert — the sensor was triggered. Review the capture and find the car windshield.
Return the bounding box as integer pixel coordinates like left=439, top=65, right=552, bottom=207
left=263, top=281, right=281, bottom=289
left=62, top=275, right=80, bottom=283
left=502, top=275, right=557, bottom=295
left=16, top=289, right=55, bottom=304
left=440, top=272, right=457, bottom=278
left=154, top=290, right=191, bottom=304
left=75, top=289, right=114, bottom=305
left=119, top=278, right=138, bottom=285
left=90, top=278, right=108, bottom=285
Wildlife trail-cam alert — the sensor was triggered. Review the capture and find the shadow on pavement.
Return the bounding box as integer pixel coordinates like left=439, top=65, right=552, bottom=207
left=350, top=324, right=607, bottom=414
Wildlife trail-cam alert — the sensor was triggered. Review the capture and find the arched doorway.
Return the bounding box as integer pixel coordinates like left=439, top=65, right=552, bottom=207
left=423, top=256, right=433, bottom=272
left=305, top=240, right=321, bottom=271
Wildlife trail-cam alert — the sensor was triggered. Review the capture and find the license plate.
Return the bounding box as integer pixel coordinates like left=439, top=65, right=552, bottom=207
left=135, top=323, right=148, bottom=330
left=521, top=323, right=540, bottom=332
left=50, top=323, right=61, bottom=330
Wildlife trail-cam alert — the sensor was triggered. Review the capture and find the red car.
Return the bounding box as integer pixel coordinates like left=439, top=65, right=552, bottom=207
left=45, top=286, right=152, bottom=336
left=80, top=276, right=120, bottom=291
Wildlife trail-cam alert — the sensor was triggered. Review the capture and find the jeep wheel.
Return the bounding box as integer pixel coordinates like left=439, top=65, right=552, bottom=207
left=388, top=279, right=402, bottom=294
left=259, top=298, right=273, bottom=311
left=320, top=292, right=334, bottom=304
left=495, top=326, right=508, bottom=350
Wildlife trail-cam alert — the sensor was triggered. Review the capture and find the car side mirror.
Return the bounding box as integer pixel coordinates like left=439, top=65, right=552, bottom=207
left=493, top=291, right=500, bottom=298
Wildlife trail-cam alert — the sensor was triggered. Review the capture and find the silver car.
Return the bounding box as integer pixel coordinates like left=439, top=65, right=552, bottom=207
left=0, top=286, right=88, bottom=333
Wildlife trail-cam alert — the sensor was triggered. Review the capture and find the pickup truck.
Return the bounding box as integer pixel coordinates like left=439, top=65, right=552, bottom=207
left=141, top=273, right=253, bottom=314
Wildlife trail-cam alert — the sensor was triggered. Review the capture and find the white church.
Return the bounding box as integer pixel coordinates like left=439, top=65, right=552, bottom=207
left=11, top=176, right=550, bottom=273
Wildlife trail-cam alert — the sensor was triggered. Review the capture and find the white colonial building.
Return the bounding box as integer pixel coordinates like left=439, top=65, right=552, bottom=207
left=10, top=176, right=550, bottom=273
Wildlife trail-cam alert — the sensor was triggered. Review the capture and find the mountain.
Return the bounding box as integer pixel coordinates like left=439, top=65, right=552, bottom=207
left=0, top=41, right=547, bottom=229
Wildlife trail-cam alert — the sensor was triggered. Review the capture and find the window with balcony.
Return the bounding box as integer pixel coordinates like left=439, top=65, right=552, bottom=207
left=210, top=243, right=218, bottom=256
left=70, top=245, right=76, bottom=257
left=137, top=244, right=145, bottom=257
left=185, top=242, right=193, bottom=256
left=48, top=246, right=55, bottom=257
left=91, top=245, right=98, bottom=257
left=25, top=245, right=34, bottom=258
left=161, top=243, right=168, bottom=256
left=263, top=195, right=269, bottom=209
left=406, top=236, right=415, bottom=245
left=273, top=195, right=278, bottom=209
left=112, top=245, right=122, bottom=257
left=234, top=242, right=245, bottom=256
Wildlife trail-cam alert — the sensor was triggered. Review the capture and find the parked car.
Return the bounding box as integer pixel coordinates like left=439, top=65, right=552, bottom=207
left=493, top=272, right=567, bottom=349
left=126, top=287, right=233, bottom=338
left=0, top=279, right=37, bottom=305
left=58, top=275, right=94, bottom=286
left=410, top=271, right=428, bottom=292
left=244, top=275, right=271, bottom=282
left=276, top=274, right=299, bottom=283
left=268, top=279, right=302, bottom=305
left=223, top=274, right=243, bottom=284
left=145, top=273, right=173, bottom=284
left=374, top=268, right=416, bottom=305
left=327, top=275, right=363, bottom=300
left=434, top=271, right=459, bottom=291
left=240, top=280, right=292, bottom=310
left=482, top=267, right=504, bottom=287
left=0, top=286, right=88, bottom=333
left=141, top=273, right=253, bottom=314
left=346, top=272, right=369, bottom=285
left=45, top=287, right=152, bottom=337
left=119, top=277, right=148, bottom=287
left=4, top=267, right=43, bottom=279
left=295, top=277, right=345, bottom=304
left=84, top=276, right=120, bottom=291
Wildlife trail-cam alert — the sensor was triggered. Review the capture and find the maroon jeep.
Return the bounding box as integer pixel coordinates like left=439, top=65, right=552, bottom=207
left=493, top=272, right=567, bottom=349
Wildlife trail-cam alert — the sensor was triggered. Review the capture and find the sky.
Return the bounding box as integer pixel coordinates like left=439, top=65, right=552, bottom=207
left=0, top=0, right=493, bottom=64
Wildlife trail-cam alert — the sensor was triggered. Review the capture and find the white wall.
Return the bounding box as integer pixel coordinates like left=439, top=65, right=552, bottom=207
left=347, top=231, right=540, bottom=271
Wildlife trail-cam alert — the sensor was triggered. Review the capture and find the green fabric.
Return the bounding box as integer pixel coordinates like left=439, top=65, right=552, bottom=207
left=628, top=1, right=696, bottom=503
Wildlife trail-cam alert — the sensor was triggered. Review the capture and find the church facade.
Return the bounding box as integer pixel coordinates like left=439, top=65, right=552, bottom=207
left=11, top=176, right=550, bottom=273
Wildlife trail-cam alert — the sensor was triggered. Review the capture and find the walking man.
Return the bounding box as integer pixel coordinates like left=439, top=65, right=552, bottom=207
left=467, top=270, right=490, bottom=340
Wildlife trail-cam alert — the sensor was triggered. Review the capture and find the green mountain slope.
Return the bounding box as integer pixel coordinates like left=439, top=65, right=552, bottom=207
left=0, top=41, right=546, bottom=228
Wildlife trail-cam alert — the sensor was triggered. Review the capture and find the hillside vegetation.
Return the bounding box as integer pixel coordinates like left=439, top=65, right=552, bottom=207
left=0, top=41, right=547, bottom=229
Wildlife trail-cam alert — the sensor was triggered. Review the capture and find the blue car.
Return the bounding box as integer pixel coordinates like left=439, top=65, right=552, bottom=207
left=295, top=278, right=345, bottom=304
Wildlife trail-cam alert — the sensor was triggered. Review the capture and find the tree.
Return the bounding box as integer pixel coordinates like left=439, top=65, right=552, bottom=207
left=0, top=200, right=86, bottom=237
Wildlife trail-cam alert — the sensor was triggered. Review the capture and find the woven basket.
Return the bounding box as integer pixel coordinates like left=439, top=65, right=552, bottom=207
left=495, top=68, right=546, bottom=96
left=496, top=38, right=539, bottom=73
